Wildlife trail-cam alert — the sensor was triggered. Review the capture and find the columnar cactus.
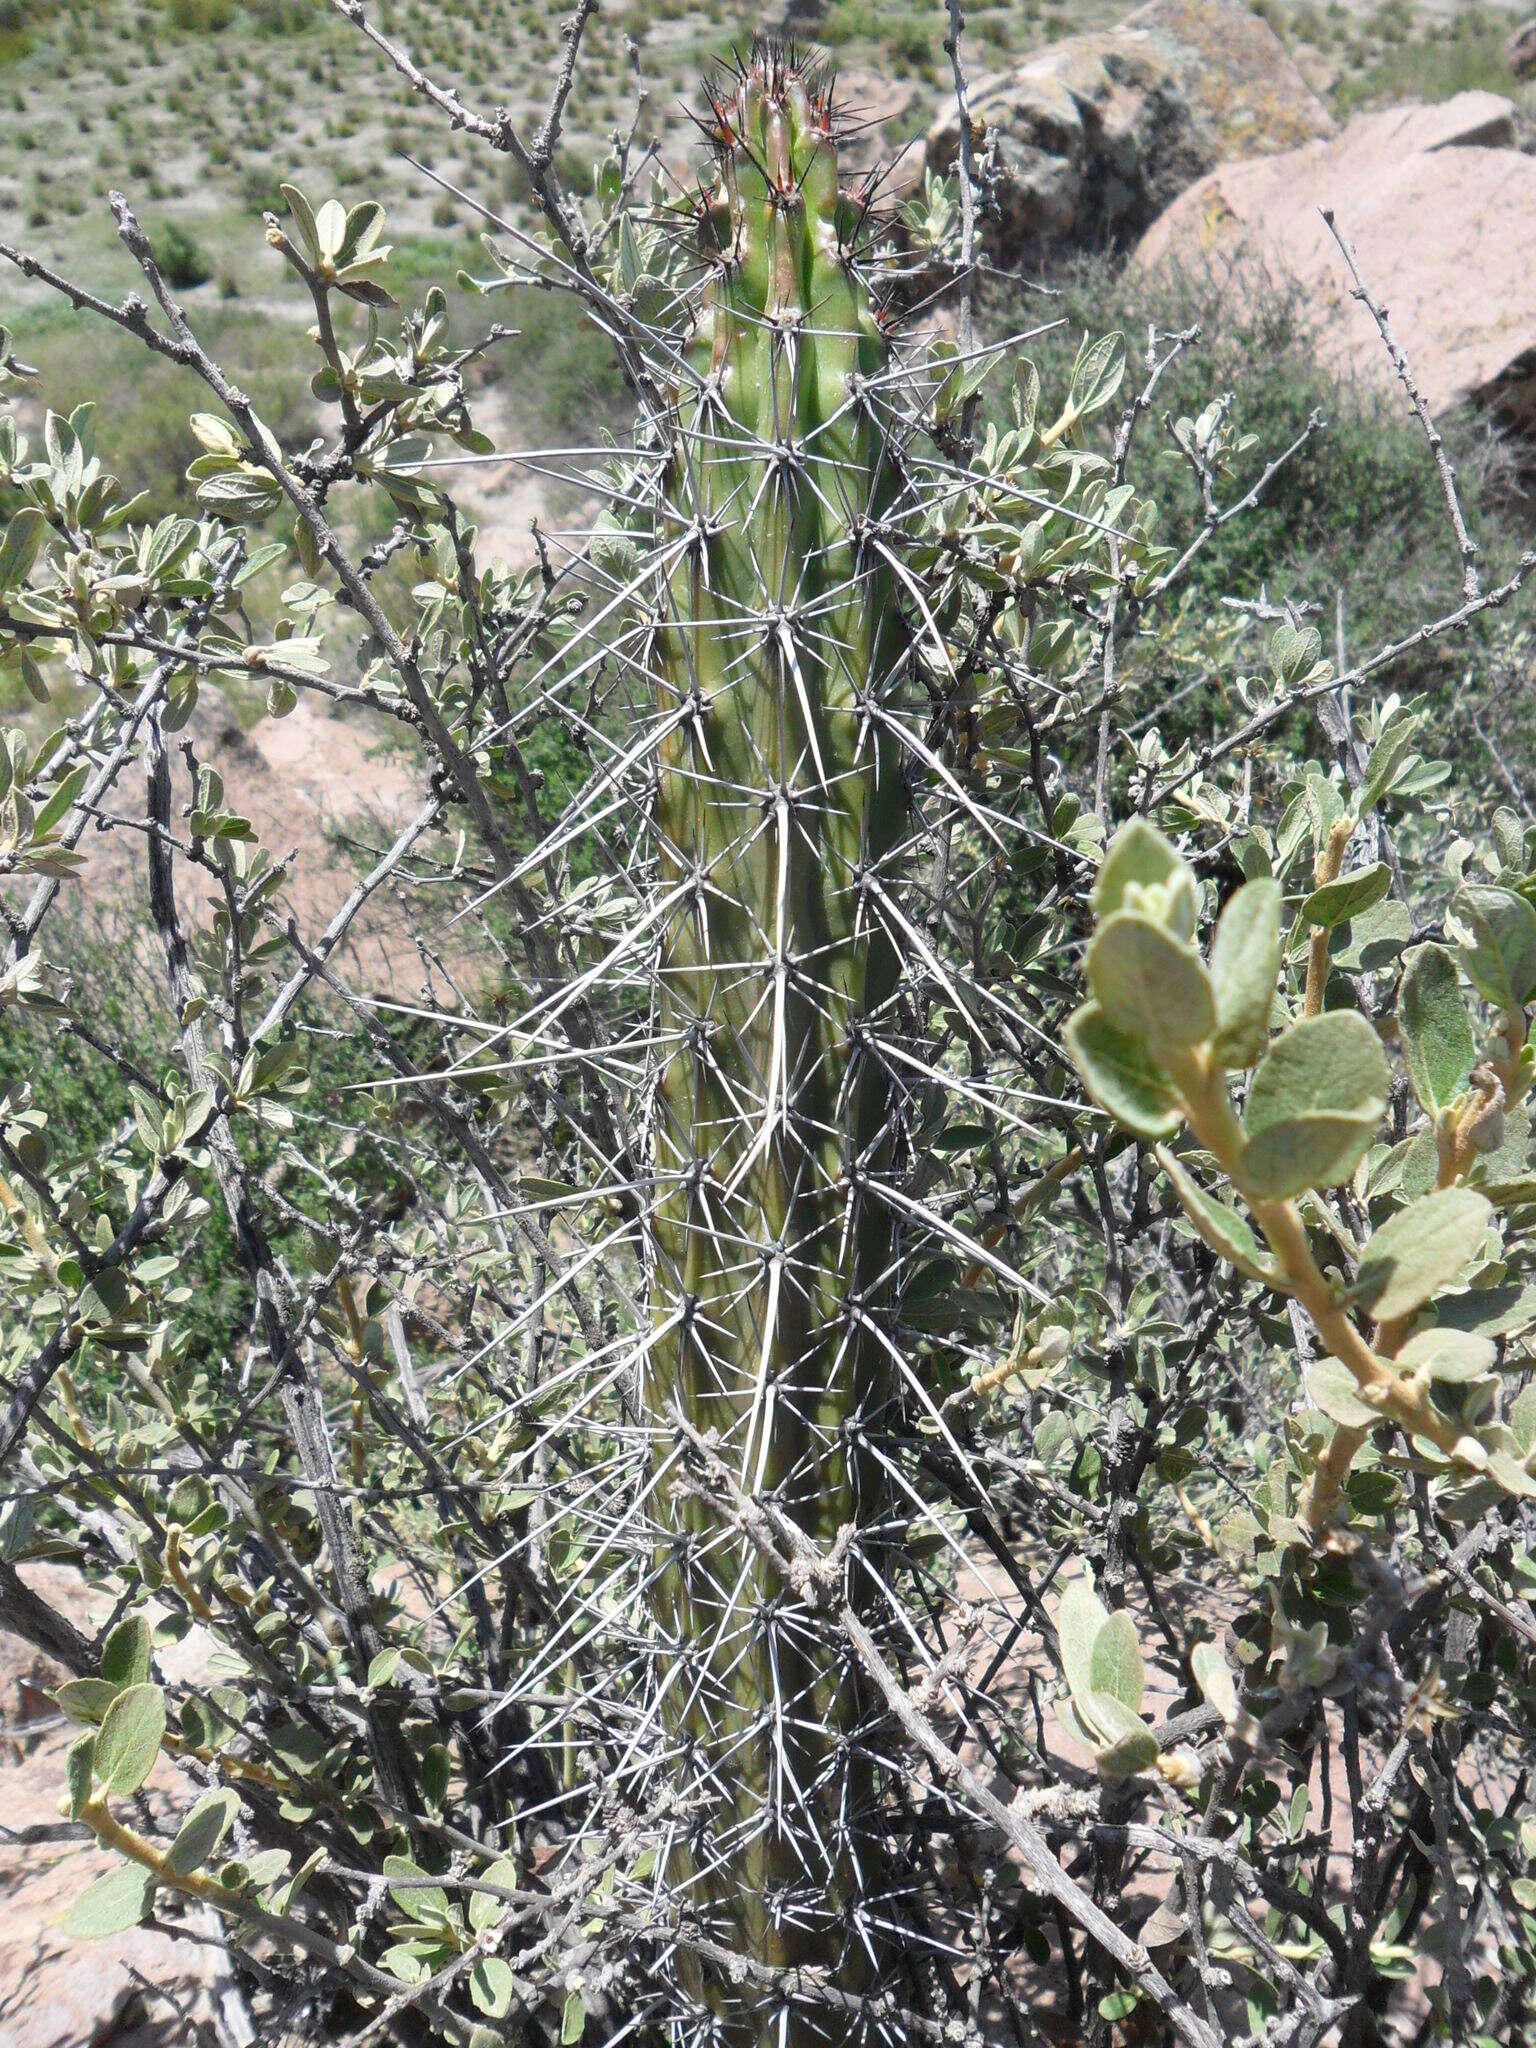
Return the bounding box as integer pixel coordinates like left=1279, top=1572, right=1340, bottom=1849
left=643, top=45, right=904, bottom=2037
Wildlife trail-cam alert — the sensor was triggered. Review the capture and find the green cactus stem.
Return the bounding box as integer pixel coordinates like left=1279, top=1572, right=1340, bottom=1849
left=643, top=42, right=908, bottom=2042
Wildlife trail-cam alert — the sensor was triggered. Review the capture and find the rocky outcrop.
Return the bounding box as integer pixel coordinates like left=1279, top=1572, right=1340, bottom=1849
left=1134, top=90, right=1536, bottom=433
left=924, top=0, right=1333, bottom=261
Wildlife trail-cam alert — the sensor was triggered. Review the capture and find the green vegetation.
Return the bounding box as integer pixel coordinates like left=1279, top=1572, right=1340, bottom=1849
left=5, top=12, right=1536, bottom=2048
left=1004, top=252, right=1531, bottom=772
left=1328, top=3, right=1524, bottom=115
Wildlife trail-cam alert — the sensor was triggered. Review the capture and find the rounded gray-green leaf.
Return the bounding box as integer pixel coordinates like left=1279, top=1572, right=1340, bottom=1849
left=1456, top=884, right=1536, bottom=1013
left=1395, top=1328, right=1496, bottom=1384
left=1191, top=1641, right=1239, bottom=1722
left=1086, top=912, right=1216, bottom=1048
left=1306, top=1356, right=1381, bottom=1428
left=1353, top=1187, right=1494, bottom=1323
left=1398, top=945, right=1474, bottom=1115
left=1087, top=1608, right=1144, bottom=1713
left=471, top=1957, right=515, bottom=2020
left=168, top=1788, right=240, bottom=1876
left=1300, top=862, right=1391, bottom=933
left=1065, top=1003, right=1181, bottom=1140
left=1238, top=1010, right=1388, bottom=1200
left=1081, top=1693, right=1159, bottom=1778
left=62, top=1863, right=156, bottom=1940
left=100, top=1614, right=152, bottom=1690
left=1208, top=876, right=1281, bottom=1069
left=93, top=1682, right=166, bottom=1798
left=55, top=1677, right=121, bottom=1725
left=1091, top=818, right=1192, bottom=920
left=64, top=1731, right=95, bottom=1820
left=0, top=505, right=49, bottom=594
left=1056, top=1573, right=1110, bottom=1705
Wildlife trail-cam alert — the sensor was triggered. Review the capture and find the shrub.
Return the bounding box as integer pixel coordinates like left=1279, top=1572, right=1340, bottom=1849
left=1, top=28, right=1535, bottom=2048
left=164, top=0, right=235, bottom=29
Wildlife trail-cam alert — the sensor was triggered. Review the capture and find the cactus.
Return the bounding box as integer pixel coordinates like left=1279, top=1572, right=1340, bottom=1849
left=643, top=44, right=903, bottom=2036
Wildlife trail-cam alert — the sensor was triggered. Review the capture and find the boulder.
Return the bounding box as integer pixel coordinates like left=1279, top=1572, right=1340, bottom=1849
left=1508, top=16, right=1536, bottom=79
left=1331, top=90, right=1517, bottom=156
left=1133, top=92, right=1536, bottom=433
left=924, top=0, right=1333, bottom=261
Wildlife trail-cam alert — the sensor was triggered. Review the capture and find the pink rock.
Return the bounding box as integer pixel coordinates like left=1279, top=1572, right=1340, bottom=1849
left=1134, top=93, right=1536, bottom=430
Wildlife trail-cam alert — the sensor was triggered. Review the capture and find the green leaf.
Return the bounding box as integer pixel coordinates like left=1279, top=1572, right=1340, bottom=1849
left=1068, top=331, right=1126, bottom=421
left=1091, top=819, right=1190, bottom=921
left=1468, top=1103, right=1534, bottom=1200
left=1208, top=878, right=1280, bottom=1068
left=1287, top=1783, right=1311, bottom=1839
left=1065, top=1004, right=1180, bottom=1140
left=1033, top=1411, right=1073, bottom=1463
left=55, top=1677, right=122, bottom=1724
left=1088, top=1609, right=1144, bottom=1713
left=469, top=1856, right=519, bottom=1935
left=1056, top=1574, right=1109, bottom=1704
left=1303, top=766, right=1346, bottom=840
left=1353, top=1188, right=1494, bottom=1322
left=1013, top=357, right=1040, bottom=439
left=1355, top=717, right=1419, bottom=816
left=1331, top=895, right=1412, bottom=974
left=422, top=1742, right=450, bottom=1808
left=384, top=1855, right=451, bottom=1929
left=1099, top=1990, right=1142, bottom=2023
left=1086, top=912, right=1216, bottom=1047
left=268, top=1847, right=323, bottom=1917
left=168, top=1789, right=240, bottom=1876
left=1434, top=1280, right=1536, bottom=1338
left=32, top=762, right=89, bottom=840
left=1271, top=622, right=1323, bottom=685
left=561, top=1990, right=587, bottom=2044
left=1191, top=1641, right=1239, bottom=1722
left=1395, top=1328, right=1496, bottom=1384
left=1456, top=884, right=1536, bottom=1012
left=93, top=1683, right=165, bottom=1796
left=314, top=197, right=347, bottom=262
left=281, top=184, right=321, bottom=263
left=337, top=200, right=386, bottom=268
left=1398, top=946, right=1474, bottom=1115
left=1510, top=1381, right=1536, bottom=1457
left=64, top=1731, right=95, bottom=1818
left=1301, top=862, right=1391, bottom=932
left=1238, top=1011, right=1388, bottom=1199
left=1492, top=806, right=1527, bottom=871
left=1306, top=1356, right=1380, bottom=1428
left=63, top=1862, right=156, bottom=1939
left=367, top=1647, right=401, bottom=1690
left=0, top=505, right=48, bottom=592
left=100, top=1615, right=152, bottom=1690
left=470, top=1957, right=514, bottom=2019
left=1156, top=1146, right=1285, bottom=1287
left=1081, top=1693, right=1159, bottom=1778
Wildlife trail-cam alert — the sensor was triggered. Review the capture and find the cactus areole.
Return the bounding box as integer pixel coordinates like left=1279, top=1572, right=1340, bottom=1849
left=644, top=43, right=907, bottom=2042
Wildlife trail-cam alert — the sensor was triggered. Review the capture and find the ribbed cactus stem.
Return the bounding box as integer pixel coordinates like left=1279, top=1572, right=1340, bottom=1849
left=645, top=44, right=906, bottom=2041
